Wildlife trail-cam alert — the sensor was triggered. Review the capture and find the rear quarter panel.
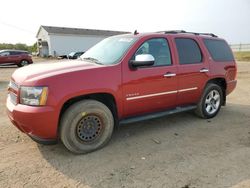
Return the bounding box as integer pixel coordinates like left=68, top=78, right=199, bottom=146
left=201, top=37, right=237, bottom=95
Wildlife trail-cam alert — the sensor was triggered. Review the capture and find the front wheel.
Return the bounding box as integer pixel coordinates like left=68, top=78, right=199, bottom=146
left=60, top=99, right=114, bottom=154
left=195, top=83, right=223, bottom=119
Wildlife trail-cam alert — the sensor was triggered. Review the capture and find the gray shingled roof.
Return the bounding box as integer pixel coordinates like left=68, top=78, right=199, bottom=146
left=39, top=25, right=130, bottom=37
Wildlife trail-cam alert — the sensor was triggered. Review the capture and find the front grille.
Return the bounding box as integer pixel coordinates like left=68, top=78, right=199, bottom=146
left=8, top=80, right=19, bottom=105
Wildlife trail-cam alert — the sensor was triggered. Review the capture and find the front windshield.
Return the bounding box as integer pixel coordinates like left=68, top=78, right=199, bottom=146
left=68, top=52, right=75, bottom=56
left=80, top=36, right=137, bottom=65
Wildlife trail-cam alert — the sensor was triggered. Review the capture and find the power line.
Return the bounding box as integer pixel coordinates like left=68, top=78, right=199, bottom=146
left=0, top=21, right=34, bottom=34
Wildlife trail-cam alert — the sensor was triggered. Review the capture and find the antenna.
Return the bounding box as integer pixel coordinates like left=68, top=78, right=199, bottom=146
left=134, top=30, right=139, bottom=35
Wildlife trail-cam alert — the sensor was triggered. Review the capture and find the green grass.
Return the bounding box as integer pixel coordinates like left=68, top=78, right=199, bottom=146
left=233, top=51, right=250, bottom=61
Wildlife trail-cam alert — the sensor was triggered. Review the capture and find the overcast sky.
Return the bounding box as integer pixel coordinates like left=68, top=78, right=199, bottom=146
left=0, top=0, right=249, bottom=45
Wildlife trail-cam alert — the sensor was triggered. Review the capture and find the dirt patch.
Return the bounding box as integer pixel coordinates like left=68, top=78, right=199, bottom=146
left=0, top=81, right=9, bottom=91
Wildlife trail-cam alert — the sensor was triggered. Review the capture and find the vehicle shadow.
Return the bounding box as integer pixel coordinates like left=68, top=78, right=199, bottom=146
left=37, top=103, right=250, bottom=187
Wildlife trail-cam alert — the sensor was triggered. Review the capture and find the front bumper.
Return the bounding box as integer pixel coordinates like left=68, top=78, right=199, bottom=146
left=29, top=133, right=57, bottom=145
left=6, top=96, right=58, bottom=141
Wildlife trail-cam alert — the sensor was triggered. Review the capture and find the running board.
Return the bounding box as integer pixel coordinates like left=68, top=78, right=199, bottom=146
left=119, top=105, right=197, bottom=125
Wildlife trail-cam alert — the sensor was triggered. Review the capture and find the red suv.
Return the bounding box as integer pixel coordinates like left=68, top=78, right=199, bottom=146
left=6, top=31, right=237, bottom=153
left=0, top=50, right=33, bottom=67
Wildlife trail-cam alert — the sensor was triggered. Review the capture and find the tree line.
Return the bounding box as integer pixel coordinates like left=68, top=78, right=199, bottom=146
left=0, top=43, right=37, bottom=53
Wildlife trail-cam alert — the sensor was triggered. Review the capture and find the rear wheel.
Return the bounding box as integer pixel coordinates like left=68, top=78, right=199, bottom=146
left=60, top=99, right=114, bottom=154
left=18, top=60, right=29, bottom=67
left=195, top=83, right=223, bottom=119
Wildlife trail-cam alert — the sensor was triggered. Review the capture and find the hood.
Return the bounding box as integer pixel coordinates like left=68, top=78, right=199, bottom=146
left=12, top=60, right=101, bottom=83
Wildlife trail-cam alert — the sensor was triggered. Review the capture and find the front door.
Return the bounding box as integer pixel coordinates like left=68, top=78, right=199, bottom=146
left=0, top=51, right=10, bottom=65
left=122, top=37, right=178, bottom=117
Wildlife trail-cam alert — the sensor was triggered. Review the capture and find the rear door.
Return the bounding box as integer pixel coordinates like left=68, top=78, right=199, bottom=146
left=173, top=37, right=210, bottom=105
left=122, top=37, right=178, bottom=117
left=9, top=51, right=21, bottom=64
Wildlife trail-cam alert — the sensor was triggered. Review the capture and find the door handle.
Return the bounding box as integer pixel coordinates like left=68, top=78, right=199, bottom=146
left=164, top=73, right=176, bottom=77
left=200, top=68, right=209, bottom=73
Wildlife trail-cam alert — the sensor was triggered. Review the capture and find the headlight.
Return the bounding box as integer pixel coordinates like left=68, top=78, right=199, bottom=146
left=20, top=86, right=48, bottom=106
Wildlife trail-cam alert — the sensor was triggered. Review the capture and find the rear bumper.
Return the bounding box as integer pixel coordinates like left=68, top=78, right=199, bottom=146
left=28, top=59, right=33, bottom=64
left=226, top=80, right=237, bottom=95
left=6, top=96, right=58, bottom=140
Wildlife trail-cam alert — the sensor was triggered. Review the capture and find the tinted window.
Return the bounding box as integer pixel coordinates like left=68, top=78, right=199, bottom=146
left=19, top=51, right=28, bottom=55
left=10, top=51, right=19, bottom=55
left=0, top=51, right=10, bottom=56
left=134, top=38, right=172, bottom=66
left=204, top=39, right=234, bottom=61
left=175, top=38, right=202, bottom=64
left=10, top=51, right=27, bottom=55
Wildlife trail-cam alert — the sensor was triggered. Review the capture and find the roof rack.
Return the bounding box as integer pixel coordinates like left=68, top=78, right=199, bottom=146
left=157, top=30, right=218, bottom=37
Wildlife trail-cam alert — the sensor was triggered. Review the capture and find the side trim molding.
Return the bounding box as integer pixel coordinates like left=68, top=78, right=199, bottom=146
left=126, top=87, right=198, bottom=101
left=178, top=87, right=198, bottom=92
left=126, top=90, right=178, bottom=101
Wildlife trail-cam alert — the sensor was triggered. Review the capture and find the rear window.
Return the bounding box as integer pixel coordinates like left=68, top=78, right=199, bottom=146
left=10, top=51, right=27, bottom=55
left=175, top=38, right=202, bottom=64
left=203, top=39, right=234, bottom=62
left=10, top=51, right=19, bottom=55
left=19, top=51, right=28, bottom=55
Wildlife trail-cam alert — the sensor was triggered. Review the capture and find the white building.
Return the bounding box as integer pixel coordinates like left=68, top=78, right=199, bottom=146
left=36, top=25, right=129, bottom=57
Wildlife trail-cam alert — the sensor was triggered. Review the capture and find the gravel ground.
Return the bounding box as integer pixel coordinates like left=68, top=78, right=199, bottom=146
left=0, top=60, right=250, bottom=188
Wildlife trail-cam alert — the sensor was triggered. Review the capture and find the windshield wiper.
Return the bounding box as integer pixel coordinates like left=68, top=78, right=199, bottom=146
left=82, top=57, right=103, bottom=65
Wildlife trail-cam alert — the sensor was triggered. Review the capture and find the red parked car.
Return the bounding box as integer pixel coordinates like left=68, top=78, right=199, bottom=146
left=6, top=31, right=237, bottom=153
left=0, top=50, right=33, bottom=67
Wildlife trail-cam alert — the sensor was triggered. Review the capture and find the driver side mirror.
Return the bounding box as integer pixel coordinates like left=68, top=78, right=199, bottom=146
left=130, top=54, right=155, bottom=68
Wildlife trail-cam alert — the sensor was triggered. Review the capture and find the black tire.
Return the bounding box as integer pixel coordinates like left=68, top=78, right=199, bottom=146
left=195, top=83, right=223, bottom=119
left=60, top=99, right=114, bottom=154
left=18, top=59, right=29, bottom=67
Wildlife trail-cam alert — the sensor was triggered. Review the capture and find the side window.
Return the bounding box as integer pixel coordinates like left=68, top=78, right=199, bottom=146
left=10, top=51, right=18, bottom=55
left=133, top=38, right=172, bottom=66
left=0, top=52, right=10, bottom=56
left=203, top=39, right=234, bottom=62
left=175, top=38, right=202, bottom=64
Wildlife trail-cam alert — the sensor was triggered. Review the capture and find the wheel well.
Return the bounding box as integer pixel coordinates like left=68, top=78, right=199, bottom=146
left=206, top=78, right=227, bottom=105
left=19, top=59, right=29, bottom=64
left=59, top=93, right=118, bottom=127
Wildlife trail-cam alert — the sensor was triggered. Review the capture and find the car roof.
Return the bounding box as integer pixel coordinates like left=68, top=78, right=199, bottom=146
left=0, top=49, right=28, bottom=53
